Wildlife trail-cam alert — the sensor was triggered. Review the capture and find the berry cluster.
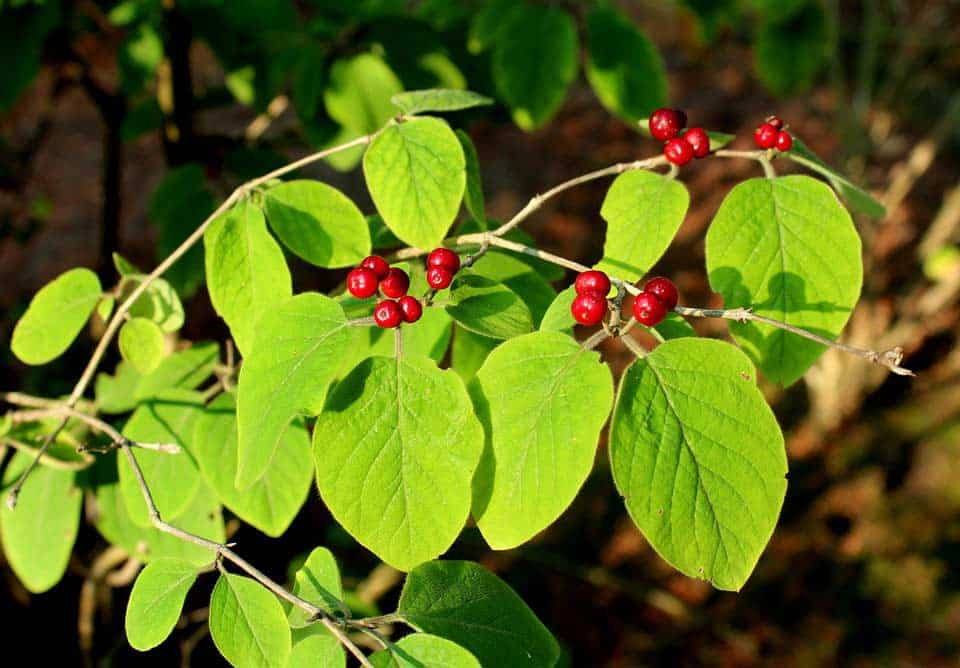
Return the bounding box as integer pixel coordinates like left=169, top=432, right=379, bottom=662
left=424, top=247, right=461, bottom=290
left=631, top=276, right=679, bottom=327
left=347, top=255, right=421, bottom=328
left=570, top=270, right=611, bottom=326
left=753, top=115, right=792, bottom=151
left=649, top=108, right=710, bottom=166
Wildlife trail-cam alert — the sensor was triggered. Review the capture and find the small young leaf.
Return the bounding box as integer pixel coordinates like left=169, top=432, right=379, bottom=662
left=445, top=271, right=534, bottom=340
left=287, top=634, right=345, bottom=668
left=325, top=53, right=403, bottom=134
left=97, top=294, right=115, bottom=322
left=391, top=88, right=494, bottom=115
left=287, top=547, right=344, bottom=627
left=0, top=452, right=81, bottom=593
left=315, top=356, right=483, bottom=571
left=96, top=361, right=142, bottom=414
left=264, top=180, right=371, bottom=269
left=11, top=267, right=102, bottom=365
left=398, top=560, right=560, bottom=667
left=134, top=341, right=218, bottom=401
left=754, top=3, right=830, bottom=96
left=785, top=135, right=886, bottom=218
left=363, top=116, right=466, bottom=250
left=113, top=251, right=142, bottom=275
left=125, top=558, right=198, bottom=651
left=471, top=331, right=614, bottom=549
left=705, top=175, right=863, bottom=385
left=209, top=573, right=291, bottom=668
left=539, top=285, right=576, bottom=333
left=204, top=201, right=292, bottom=354
left=456, top=129, right=485, bottom=223
left=370, top=633, right=481, bottom=668
left=119, top=318, right=165, bottom=374
left=120, top=276, right=185, bottom=333
left=237, top=293, right=351, bottom=489
left=609, top=338, right=787, bottom=591
left=597, top=170, right=690, bottom=281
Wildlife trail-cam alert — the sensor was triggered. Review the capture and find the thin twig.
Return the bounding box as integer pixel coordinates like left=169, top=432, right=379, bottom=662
left=621, top=335, right=649, bottom=358
left=581, top=329, right=610, bottom=351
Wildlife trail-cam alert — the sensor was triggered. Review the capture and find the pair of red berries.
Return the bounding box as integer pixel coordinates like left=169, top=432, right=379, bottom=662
left=753, top=116, right=792, bottom=151
left=424, top=247, right=461, bottom=290
left=570, top=270, right=612, bottom=325
left=631, top=276, right=679, bottom=327
left=649, top=108, right=710, bottom=166
left=347, top=255, right=421, bottom=328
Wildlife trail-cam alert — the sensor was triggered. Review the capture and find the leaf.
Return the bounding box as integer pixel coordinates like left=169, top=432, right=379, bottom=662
left=471, top=251, right=556, bottom=326
left=456, top=129, right=485, bottom=223
left=96, top=361, right=142, bottom=414
left=398, top=560, right=560, bottom=667
left=204, top=201, right=292, bottom=355
left=11, top=267, right=102, bottom=365
left=492, top=3, right=577, bottom=130
left=445, top=271, right=534, bottom=340
left=539, top=286, right=576, bottom=333
left=370, top=633, right=481, bottom=668
left=134, top=342, right=219, bottom=401
left=113, top=251, right=142, bottom=275
left=471, top=331, right=614, bottom=549
left=209, top=573, right=291, bottom=668
left=585, top=5, right=667, bottom=123
left=193, top=394, right=312, bottom=538
left=597, top=170, right=690, bottom=281
left=119, top=318, right=165, bottom=374
left=785, top=136, right=886, bottom=218
left=314, top=356, right=483, bottom=571
left=363, top=116, right=466, bottom=250
left=118, top=23, right=162, bottom=93
left=451, top=327, right=499, bottom=384
left=97, top=295, right=115, bottom=322
left=655, top=312, right=698, bottom=340
left=0, top=452, right=81, bottom=593
left=264, top=180, right=371, bottom=269
left=287, top=634, right=345, bottom=668
left=292, top=44, right=325, bottom=122
left=705, top=175, right=863, bottom=385
left=391, top=88, right=494, bottom=115
left=0, top=3, right=58, bottom=110
left=287, top=547, right=344, bottom=627
left=125, top=558, right=198, bottom=651
left=467, top=0, right=522, bottom=54
left=237, top=293, right=351, bottom=489
left=609, top=338, right=787, bottom=591
left=325, top=53, right=403, bottom=134
left=121, top=276, right=185, bottom=332
left=754, top=3, right=830, bottom=96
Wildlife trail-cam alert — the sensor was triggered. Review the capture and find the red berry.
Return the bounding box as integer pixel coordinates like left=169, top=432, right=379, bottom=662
left=643, top=276, right=679, bottom=310
left=683, top=127, right=710, bottom=158
left=774, top=130, right=793, bottom=152
left=766, top=115, right=784, bottom=130
left=380, top=268, right=410, bottom=298
left=398, top=295, right=422, bottom=323
left=347, top=267, right=378, bottom=299
left=664, top=138, right=694, bottom=166
left=373, top=300, right=402, bottom=328
left=648, top=108, right=684, bottom=141
left=426, top=266, right=453, bottom=290
left=574, top=270, right=611, bottom=297
left=427, top=247, right=461, bottom=274
left=571, top=293, right=606, bottom=326
left=632, top=292, right=668, bottom=327
left=360, top=255, right=390, bottom=280
left=754, top=123, right=778, bottom=149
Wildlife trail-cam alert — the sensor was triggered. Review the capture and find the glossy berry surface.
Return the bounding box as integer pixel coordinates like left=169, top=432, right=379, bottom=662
left=574, top=270, right=611, bottom=297
left=648, top=108, right=684, bottom=141
left=426, top=266, right=453, bottom=290
left=664, top=138, right=694, bottom=166
left=571, top=293, right=606, bottom=326
left=766, top=115, right=784, bottom=130
left=373, top=300, right=402, bottom=328
left=774, top=130, right=793, bottom=152
left=632, top=292, right=668, bottom=327
left=754, top=123, right=778, bottom=149
left=398, top=296, right=422, bottom=323
left=380, top=268, right=410, bottom=298
left=683, top=127, right=710, bottom=158
left=346, top=267, right=379, bottom=299
left=427, top=247, right=461, bottom=273
left=643, top=276, right=679, bottom=310
left=360, top=255, right=390, bottom=280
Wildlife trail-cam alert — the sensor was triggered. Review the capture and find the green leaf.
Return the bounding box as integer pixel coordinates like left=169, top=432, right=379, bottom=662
left=539, top=286, right=576, bottom=333
left=456, top=129, right=485, bottom=224
left=95, top=361, right=142, bottom=414
left=363, top=116, right=466, bottom=250
left=471, top=251, right=556, bottom=326
left=125, top=558, right=198, bottom=651
left=391, top=88, right=494, bottom=115
left=193, top=394, right=312, bottom=538
left=398, top=560, right=560, bottom=667
left=293, top=44, right=325, bottom=122
left=287, top=634, right=345, bottom=668
left=708, top=131, right=736, bottom=151
left=370, top=633, right=481, bottom=668
left=315, top=356, right=483, bottom=571
left=205, top=201, right=292, bottom=355
left=97, top=295, right=115, bottom=322
left=11, top=267, right=101, bottom=365
left=655, top=312, right=697, bottom=340
left=120, top=276, right=185, bottom=333
left=0, top=3, right=58, bottom=109
left=468, top=0, right=522, bottom=54
left=471, top=331, right=614, bottom=549
left=287, top=547, right=344, bottom=627
left=0, top=452, right=81, bottom=593
left=754, top=3, right=830, bottom=96
left=134, top=342, right=219, bottom=401
left=113, top=251, right=142, bottom=275
left=210, top=574, right=291, bottom=668
left=450, top=327, right=499, bottom=384
left=237, top=293, right=351, bottom=489
left=118, top=23, right=162, bottom=93
left=597, top=170, right=689, bottom=281
left=119, top=318, right=165, bottom=374
left=705, top=175, right=863, bottom=385
left=264, top=180, right=371, bottom=269
left=609, top=338, right=787, bottom=591
left=585, top=5, right=667, bottom=123
left=785, top=136, right=886, bottom=218
left=325, top=53, right=403, bottom=134
left=492, top=4, right=577, bottom=130
left=118, top=393, right=205, bottom=526
left=445, top=271, right=534, bottom=340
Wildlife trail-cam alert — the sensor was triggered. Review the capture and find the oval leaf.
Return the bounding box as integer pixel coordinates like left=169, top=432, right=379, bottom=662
left=209, top=573, right=291, bottom=668
left=445, top=271, right=534, bottom=340
left=609, top=338, right=787, bottom=591
left=287, top=546, right=344, bottom=627
left=370, top=633, right=480, bottom=668
left=471, top=331, right=614, bottom=549
left=125, top=558, right=198, bottom=651
left=134, top=341, right=218, bottom=401
left=539, top=285, right=576, bottom=333
left=391, top=88, right=493, bottom=115
left=287, top=634, right=345, bottom=668
left=122, top=276, right=185, bottom=332
left=119, top=317, right=165, bottom=374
